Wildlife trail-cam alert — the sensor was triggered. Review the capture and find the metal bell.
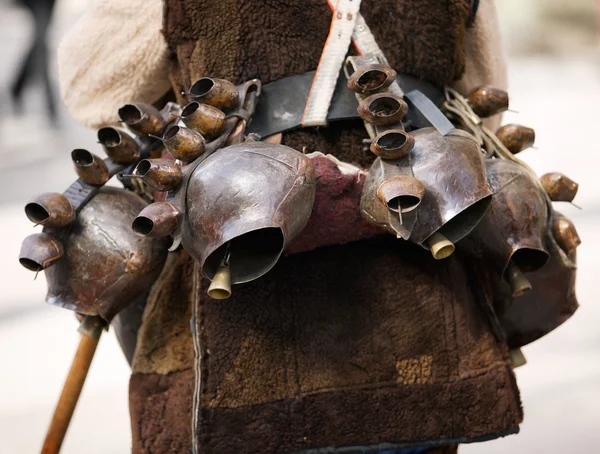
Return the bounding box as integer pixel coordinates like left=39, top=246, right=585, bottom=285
left=468, top=158, right=550, bottom=296
left=409, top=128, right=493, bottom=256
left=177, top=141, right=316, bottom=285
left=44, top=187, right=170, bottom=322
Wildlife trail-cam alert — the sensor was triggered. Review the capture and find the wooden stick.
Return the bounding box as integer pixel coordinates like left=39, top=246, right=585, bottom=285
left=41, top=316, right=104, bottom=454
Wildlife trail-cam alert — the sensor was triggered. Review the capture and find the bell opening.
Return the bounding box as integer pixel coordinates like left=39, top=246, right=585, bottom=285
left=510, top=247, right=549, bottom=273
left=204, top=227, right=285, bottom=284
left=358, top=70, right=388, bottom=92
left=207, top=287, right=231, bottom=300
left=182, top=102, right=199, bottom=117
left=132, top=216, right=155, bottom=236
left=435, top=195, right=492, bottom=245
left=433, top=243, right=455, bottom=260
left=19, top=257, right=44, bottom=272
left=376, top=132, right=407, bottom=151
left=118, top=104, right=142, bottom=124
left=136, top=160, right=152, bottom=176
left=369, top=96, right=401, bottom=118
left=164, top=125, right=180, bottom=141
left=25, top=203, right=49, bottom=225
left=190, top=78, right=215, bottom=98
left=97, top=127, right=121, bottom=147
left=71, top=149, right=94, bottom=167
left=387, top=195, right=421, bottom=213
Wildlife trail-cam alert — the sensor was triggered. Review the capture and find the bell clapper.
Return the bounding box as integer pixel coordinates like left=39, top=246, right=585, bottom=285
left=510, top=348, right=527, bottom=368
left=207, top=245, right=232, bottom=300
left=505, top=260, right=532, bottom=297
left=427, top=232, right=455, bottom=260
left=397, top=204, right=403, bottom=225
left=41, top=315, right=105, bottom=454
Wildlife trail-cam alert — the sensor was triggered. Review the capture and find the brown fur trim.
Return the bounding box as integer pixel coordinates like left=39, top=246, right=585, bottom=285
left=130, top=237, right=522, bottom=452
left=130, top=369, right=194, bottom=453
left=131, top=249, right=196, bottom=375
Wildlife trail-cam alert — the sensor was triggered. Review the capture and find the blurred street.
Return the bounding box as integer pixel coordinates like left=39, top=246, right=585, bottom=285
left=0, top=1, right=599, bottom=453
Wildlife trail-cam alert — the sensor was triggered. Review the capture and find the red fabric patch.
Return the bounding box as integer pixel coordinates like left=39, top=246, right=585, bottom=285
left=287, top=156, right=381, bottom=254
left=156, top=152, right=382, bottom=253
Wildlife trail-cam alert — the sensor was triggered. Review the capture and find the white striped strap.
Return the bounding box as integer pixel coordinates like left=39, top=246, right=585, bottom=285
left=302, top=0, right=362, bottom=127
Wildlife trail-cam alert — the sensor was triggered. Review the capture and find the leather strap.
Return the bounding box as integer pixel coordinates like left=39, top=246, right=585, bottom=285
left=247, top=71, right=445, bottom=139
left=405, top=90, right=455, bottom=136
left=302, top=0, right=363, bottom=127
left=326, top=0, right=403, bottom=98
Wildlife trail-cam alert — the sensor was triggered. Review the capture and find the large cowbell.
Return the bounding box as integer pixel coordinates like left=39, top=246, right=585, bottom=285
left=361, top=128, right=491, bottom=253
left=493, top=211, right=580, bottom=348
left=40, top=188, right=169, bottom=322
left=498, top=241, right=578, bottom=349
left=409, top=128, right=492, bottom=247
left=469, top=158, right=549, bottom=295
left=135, top=141, right=316, bottom=286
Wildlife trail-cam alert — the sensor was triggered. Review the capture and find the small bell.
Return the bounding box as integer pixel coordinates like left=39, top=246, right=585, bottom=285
left=505, top=260, right=532, bottom=297
left=118, top=103, right=166, bottom=136
left=25, top=193, right=75, bottom=228
left=496, top=124, right=535, bottom=154
left=540, top=173, right=579, bottom=203
left=466, top=85, right=509, bottom=118
left=189, top=78, right=240, bottom=111
left=132, top=159, right=182, bottom=192
left=162, top=126, right=205, bottom=162
left=71, top=149, right=109, bottom=185
left=207, top=250, right=232, bottom=300
left=552, top=214, right=581, bottom=255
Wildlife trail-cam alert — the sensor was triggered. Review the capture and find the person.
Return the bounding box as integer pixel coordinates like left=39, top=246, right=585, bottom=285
left=11, top=0, right=58, bottom=121
left=54, top=1, right=558, bottom=453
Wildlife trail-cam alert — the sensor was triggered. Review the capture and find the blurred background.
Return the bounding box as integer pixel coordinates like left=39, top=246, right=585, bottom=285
left=0, top=0, right=598, bottom=452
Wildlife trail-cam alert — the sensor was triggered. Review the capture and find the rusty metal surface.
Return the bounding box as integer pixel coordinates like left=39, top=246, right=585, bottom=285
left=133, top=158, right=182, bottom=192
left=495, top=239, right=579, bottom=349
left=469, top=158, right=549, bottom=277
left=409, top=128, right=492, bottom=246
left=540, top=172, right=579, bottom=202
left=189, top=78, right=241, bottom=111
left=132, top=201, right=181, bottom=238
left=24, top=193, right=75, bottom=229
left=360, top=156, right=418, bottom=240
left=466, top=85, right=509, bottom=118
left=71, top=150, right=110, bottom=186
left=162, top=126, right=205, bottom=162
left=357, top=93, right=408, bottom=126
left=552, top=212, right=582, bottom=256
left=347, top=64, right=397, bottom=95
left=19, top=232, right=64, bottom=272
left=118, top=103, right=167, bottom=136
left=179, top=141, right=315, bottom=284
left=181, top=102, right=226, bottom=139
left=44, top=187, right=169, bottom=322
left=495, top=124, right=535, bottom=154
left=97, top=127, right=140, bottom=164
left=370, top=129, right=415, bottom=160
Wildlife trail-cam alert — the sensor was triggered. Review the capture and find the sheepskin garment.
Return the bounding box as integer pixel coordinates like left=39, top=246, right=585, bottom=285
left=126, top=1, right=522, bottom=453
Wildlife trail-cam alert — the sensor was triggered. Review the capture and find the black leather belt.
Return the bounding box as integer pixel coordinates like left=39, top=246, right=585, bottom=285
left=247, top=70, right=451, bottom=139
